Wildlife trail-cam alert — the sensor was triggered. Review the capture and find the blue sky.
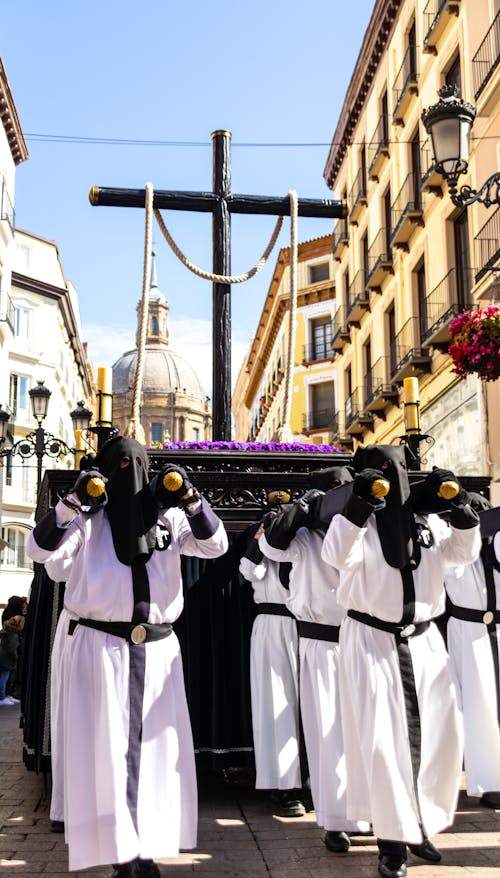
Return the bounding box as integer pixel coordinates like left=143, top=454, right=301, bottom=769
left=2, top=0, right=375, bottom=397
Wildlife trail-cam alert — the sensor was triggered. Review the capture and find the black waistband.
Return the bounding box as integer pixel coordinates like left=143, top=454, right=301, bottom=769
left=256, top=602, right=295, bottom=618
left=446, top=598, right=500, bottom=626
left=297, top=620, right=340, bottom=642
left=68, top=618, right=173, bottom=645
left=347, top=609, right=430, bottom=640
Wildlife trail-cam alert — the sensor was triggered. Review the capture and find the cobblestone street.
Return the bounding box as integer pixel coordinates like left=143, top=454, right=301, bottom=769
left=1, top=704, right=500, bottom=877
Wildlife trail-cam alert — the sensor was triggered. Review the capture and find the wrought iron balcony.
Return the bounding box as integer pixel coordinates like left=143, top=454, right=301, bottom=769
left=302, top=408, right=338, bottom=434
left=0, top=178, right=15, bottom=234
left=364, top=357, right=400, bottom=416
left=392, top=45, right=419, bottom=125
left=348, top=168, right=368, bottom=225
left=423, top=0, right=461, bottom=55
left=472, top=10, right=500, bottom=101
left=390, top=317, right=432, bottom=382
left=329, top=410, right=354, bottom=450
left=346, top=271, right=370, bottom=327
left=0, top=284, right=15, bottom=334
left=367, top=229, right=394, bottom=292
left=332, top=306, right=351, bottom=353
left=421, top=268, right=475, bottom=350
left=302, top=340, right=334, bottom=365
left=475, top=207, right=500, bottom=283
left=390, top=172, right=424, bottom=250
left=345, top=387, right=374, bottom=436
left=332, top=218, right=349, bottom=260
left=420, top=137, right=444, bottom=194
left=367, top=113, right=390, bottom=181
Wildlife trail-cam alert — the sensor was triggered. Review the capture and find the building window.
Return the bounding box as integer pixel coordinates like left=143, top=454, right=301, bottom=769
left=9, top=373, right=28, bottom=417
left=1, top=526, right=32, bottom=570
left=151, top=315, right=159, bottom=335
left=192, top=427, right=200, bottom=442
left=453, top=211, right=472, bottom=307
left=309, top=262, right=330, bottom=284
left=15, top=306, right=32, bottom=341
left=445, top=53, right=461, bottom=94
left=151, top=422, right=163, bottom=444
left=311, top=317, right=333, bottom=360
left=310, top=381, right=335, bottom=429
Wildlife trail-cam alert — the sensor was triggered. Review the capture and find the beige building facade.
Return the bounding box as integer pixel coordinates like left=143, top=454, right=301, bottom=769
left=232, top=236, right=337, bottom=446
left=323, top=0, right=499, bottom=500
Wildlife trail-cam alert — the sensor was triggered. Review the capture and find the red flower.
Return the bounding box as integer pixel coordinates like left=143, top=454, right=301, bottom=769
left=449, top=306, right=500, bottom=381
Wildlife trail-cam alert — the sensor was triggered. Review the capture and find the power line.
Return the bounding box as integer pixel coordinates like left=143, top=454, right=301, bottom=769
left=23, top=132, right=498, bottom=148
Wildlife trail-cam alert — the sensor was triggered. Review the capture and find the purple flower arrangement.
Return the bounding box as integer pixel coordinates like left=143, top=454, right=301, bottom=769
left=449, top=305, right=500, bottom=382
left=161, top=440, right=341, bottom=453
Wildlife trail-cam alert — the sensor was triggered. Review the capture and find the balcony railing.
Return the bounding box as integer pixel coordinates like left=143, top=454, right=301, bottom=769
left=390, top=172, right=424, bottom=249
left=390, top=317, right=432, bottom=382
left=392, top=45, right=419, bottom=124
left=332, top=218, right=349, bottom=260
left=475, top=206, right=500, bottom=283
left=302, top=408, right=338, bottom=433
left=1, top=178, right=15, bottom=234
left=332, top=306, right=351, bottom=353
left=423, top=0, right=461, bottom=54
left=345, top=387, right=374, bottom=435
left=367, top=113, right=390, bottom=180
left=472, top=10, right=500, bottom=100
left=364, top=356, right=400, bottom=414
left=302, top=340, right=333, bottom=364
left=348, top=168, right=368, bottom=224
left=421, top=267, right=475, bottom=349
left=0, top=284, right=15, bottom=333
left=367, top=229, right=394, bottom=291
left=346, top=270, right=370, bottom=326
left=420, top=137, right=444, bottom=193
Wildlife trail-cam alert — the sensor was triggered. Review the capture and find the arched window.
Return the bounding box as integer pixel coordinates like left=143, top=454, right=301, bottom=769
left=151, top=315, right=159, bottom=335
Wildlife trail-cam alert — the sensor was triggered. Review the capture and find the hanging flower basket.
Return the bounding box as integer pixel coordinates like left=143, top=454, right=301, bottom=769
left=448, top=305, right=500, bottom=382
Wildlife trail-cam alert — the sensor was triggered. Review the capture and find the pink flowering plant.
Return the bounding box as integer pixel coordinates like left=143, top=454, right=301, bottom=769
left=448, top=305, right=500, bottom=382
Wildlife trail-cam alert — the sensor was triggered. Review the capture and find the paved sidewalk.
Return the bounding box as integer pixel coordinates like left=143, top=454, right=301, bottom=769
left=1, top=703, right=500, bottom=877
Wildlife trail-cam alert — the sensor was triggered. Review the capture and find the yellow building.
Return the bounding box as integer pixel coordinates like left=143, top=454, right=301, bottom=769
left=232, top=235, right=337, bottom=446
left=323, top=0, right=500, bottom=499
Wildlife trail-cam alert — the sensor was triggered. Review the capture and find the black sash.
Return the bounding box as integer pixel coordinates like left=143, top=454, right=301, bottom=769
left=256, top=602, right=295, bottom=618
left=297, top=620, right=340, bottom=642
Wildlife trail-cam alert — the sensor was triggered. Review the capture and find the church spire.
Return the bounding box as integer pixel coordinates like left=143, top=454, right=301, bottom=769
left=136, top=249, right=170, bottom=349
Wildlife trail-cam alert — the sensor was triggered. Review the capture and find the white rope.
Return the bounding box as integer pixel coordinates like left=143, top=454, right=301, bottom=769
left=154, top=206, right=283, bottom=284
left=126, top=182, right=153, bottom=445
left=276, top=190, right=298, bottom=444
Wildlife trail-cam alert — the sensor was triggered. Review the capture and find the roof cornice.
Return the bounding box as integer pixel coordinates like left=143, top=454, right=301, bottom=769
left=323, top=0, right=402, bottom=188
left=0, top=58, right=29, bottom=166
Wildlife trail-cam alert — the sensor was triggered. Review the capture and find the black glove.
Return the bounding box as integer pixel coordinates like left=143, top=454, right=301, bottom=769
left=297, top=488, right=324, bottom=515
left=68, top=469, right=108, bottom=514
left=263, top=493, right=318, bottom=550
left=150, top=464, right=200, bottom=510
left=352, top=468, right=388, bottom=504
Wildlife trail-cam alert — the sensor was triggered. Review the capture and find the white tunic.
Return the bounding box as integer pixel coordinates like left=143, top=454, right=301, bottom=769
left=445, top=532, right=500, bottom=796
left=27, top=504, right=228, bottom=871
left=321, top=512, right=481, bottom=843
left=239, top=554, right=301, bottom=790
left=260, top=527, right=368, bottom=833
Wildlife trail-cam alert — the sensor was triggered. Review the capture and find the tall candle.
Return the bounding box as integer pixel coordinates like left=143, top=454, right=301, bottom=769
left=403, top=377, right=420, bottom=432
left=74, top=428, right=85, bottom=469
left=97, top=367, right=113, bottom=426
left=403, top=377, right=419, bottom=404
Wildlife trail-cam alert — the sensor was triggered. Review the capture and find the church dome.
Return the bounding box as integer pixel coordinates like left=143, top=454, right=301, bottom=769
left=112, top=347, right=206, bottom=399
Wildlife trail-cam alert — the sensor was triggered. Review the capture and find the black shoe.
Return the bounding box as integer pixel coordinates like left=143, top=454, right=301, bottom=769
left=112, top=861, right=138, bottom=878
left=136, top=860, right=161, bottom=877
left=324, top=830, right=350, bottom=853
left=480, top=791, right=500, bottom=809
left=408, top=839, right=442, bottom=862
left=378, top=855, right=407, bottom=878
left=276, top=790, right=306, bottom=817
left=50, top=820, right=65, bottom=833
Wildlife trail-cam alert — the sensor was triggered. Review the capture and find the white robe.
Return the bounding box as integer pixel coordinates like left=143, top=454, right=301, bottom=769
left=445, top=531, right=500, bottom=796
left=27, top=504, right=228, bottom=871
left=260, top=527, right=369, bottom=833
left=321, top=511, right=481, bottom=843
left=239, top=554, right=301, bottom=790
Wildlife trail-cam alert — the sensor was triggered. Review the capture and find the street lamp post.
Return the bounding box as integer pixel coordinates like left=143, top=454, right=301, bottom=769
left=422, top=85, right=500, bottom=209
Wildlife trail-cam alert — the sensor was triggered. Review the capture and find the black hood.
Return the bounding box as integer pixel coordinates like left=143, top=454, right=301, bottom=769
left=353, top=444, right=418, bottom=569
left=93, top=436, right=158, bottom=566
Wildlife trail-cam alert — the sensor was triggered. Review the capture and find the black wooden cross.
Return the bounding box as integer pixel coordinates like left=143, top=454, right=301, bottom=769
left=89, top=130, right=346, bottom=440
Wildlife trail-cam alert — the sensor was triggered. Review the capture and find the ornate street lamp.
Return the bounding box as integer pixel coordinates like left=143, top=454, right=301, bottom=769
left=70, top=400, right=93, bottom=433
left=422, top=85, right=500, bottom=208
left=0, top=381, right=76, bottom=499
